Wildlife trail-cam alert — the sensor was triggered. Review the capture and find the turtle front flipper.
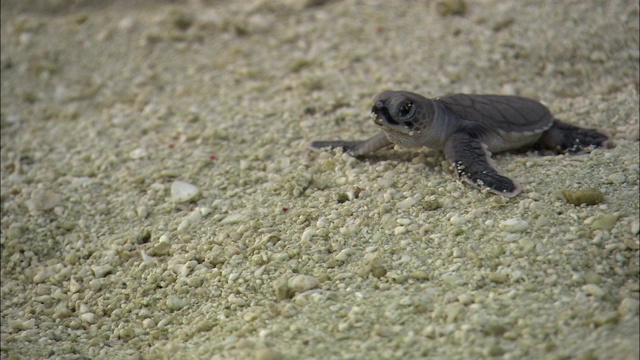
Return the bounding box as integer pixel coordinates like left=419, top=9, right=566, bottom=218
left=444, top=132, right=521, bottom=197
left=310, top=132, right=392, bottom=156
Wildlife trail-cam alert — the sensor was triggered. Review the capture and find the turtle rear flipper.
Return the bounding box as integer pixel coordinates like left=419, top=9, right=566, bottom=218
left=444, top=132, right=521, bottom=197
left=310, top=132, right=392, bottom=156
left=535, top=120, right=608, bottom=153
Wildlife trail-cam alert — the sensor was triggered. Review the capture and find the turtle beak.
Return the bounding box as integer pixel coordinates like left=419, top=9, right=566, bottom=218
left=370, top=102, right=397, bottom=127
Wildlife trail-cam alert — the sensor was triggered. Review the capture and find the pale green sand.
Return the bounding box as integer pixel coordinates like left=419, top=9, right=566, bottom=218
left=1, top=1, right=638, bottom=359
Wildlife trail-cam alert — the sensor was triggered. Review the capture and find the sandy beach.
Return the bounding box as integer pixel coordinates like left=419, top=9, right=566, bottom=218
left=1, top=0, right=639, bottom=359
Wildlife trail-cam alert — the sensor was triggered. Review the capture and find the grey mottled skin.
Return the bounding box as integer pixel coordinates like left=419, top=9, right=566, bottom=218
left=311, top=90, right=608, bottom=197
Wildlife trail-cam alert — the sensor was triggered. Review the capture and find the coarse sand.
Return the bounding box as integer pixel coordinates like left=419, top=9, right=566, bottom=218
left=1, top=0, right=639, bottom=359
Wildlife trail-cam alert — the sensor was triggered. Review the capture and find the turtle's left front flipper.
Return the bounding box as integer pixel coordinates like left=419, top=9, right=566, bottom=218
left=310, top=132, right=392, bottom=157
left=444, top=132, right=521, bottom=197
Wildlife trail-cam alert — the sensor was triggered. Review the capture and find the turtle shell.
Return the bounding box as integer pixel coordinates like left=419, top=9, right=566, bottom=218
left=436, top=94, right=555, bottom=151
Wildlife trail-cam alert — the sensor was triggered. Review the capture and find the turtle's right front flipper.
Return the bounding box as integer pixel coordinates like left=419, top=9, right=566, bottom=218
left=310, top=132, right=392, bottom=157
left=444, top=132, right=521, bottom=197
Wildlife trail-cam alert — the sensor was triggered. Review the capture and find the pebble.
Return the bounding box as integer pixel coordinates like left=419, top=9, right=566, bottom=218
left=30, top=189, right=62, bottom=211
left=220, top=214, right=249, bottom=225
left=80, top=312, right=97, bottom=324
left=273, top=276, right=291, bottom=301
left=396, top=197, right=418, bottom=209
left=562, top=188, right=604, bottom=206
left=167, top=295, right=188, bottom=311
left=591, top=214, right=619, bottom=230
left=8, top=319, right=36, bottom=331
left=91, top=265, right=113, bottom=278
left=288, top=275, right=320, bottom=293
left=394, top=226, right=407, bottom=235
left=618, top=298, right=639, bottom=317
left=301, top=228, right=316, bottom=242
left=242, top=306, right=263, bottom=321
left=499, top=218, right=529, bottom=233
left=177, top=210, right=202, bottom=231
left=335, top=248, right=354, bottom=261
left=255, top=348, right=284, bottom=360
left=436, top=0, right=467, bottom=16
left=148, top=241, right=171, bottom=256
left=170, top=180, right=200, bottom=203
left=142, top=318, right=156, bottom=329
left=631, top=220, right=640, bottom=236
left=33, top=270, right=51, bottom=284
left=582, top=284, right=605, bottom=298
left=449, top=215, right=467, bottom=225
left=129, top=147, right=148, bottom=159
left=445, top=302, right=464, bottom=323
left=607, top=172, right=626, bottom=185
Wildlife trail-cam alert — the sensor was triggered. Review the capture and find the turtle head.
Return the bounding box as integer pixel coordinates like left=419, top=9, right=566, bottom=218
left=370, top=91, right=433, bottom=136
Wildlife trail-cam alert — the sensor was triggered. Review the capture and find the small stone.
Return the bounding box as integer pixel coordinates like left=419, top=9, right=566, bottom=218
left=242, top=306, right=264, bottom=322
left=142, top=318, right=156, bottom=329
left=436, top=0, right=466, bottom=16
left=91, top=265, right=113, bottom=278
left=80, top=312, right=97, bottom=324
left=486, top=345, right=506, bottom=357
left=273, top=276, right=291, bottom=301
left=136, top=206, right=149, bottom=219
left=607, top=172, right=626, bottom=185
left=499, top=218, right=529, bottom=233
left=631, top=220, right=640, bottom=236
left=423, top=199, right=442, bottom=211
left=30, top=189, right=62, bottom=211
left=618, top=298, right=639, bottom=317
left=394, top=226, right=407, bottom=235
left=148, top=241, right=171, bottom=256
left=458, top=293, right=474, bottom=305
left=396, top=197, right=418, bottom=209
left=445, top=302, right=464, bottom=323
left=335, top=248, right=354, bottom=261
left=177, top=210, right=202, bottom=231
left=33, top=270, right=50, bottom=284
left=449, top=215, right=467, bottom=225
left=167, top=295, right=188, bottom=311
left=336, top=193, right=349, bottom=203
left=591, top=214, right=619, bottom=230
left=582, top=284, right=605, bottom=298
left=370, top=260, right=387, bottom=279
left=229, top=294, right=247, bottom=306
left=69, top=279, right=81, bottom=293
left=562, top=188, right=604, bottom=206
left=170, top=180, right=200, bottom=203
left=8, top=319, right=36, bottom=331
left=483, top=323, right=508, bottom=336
left=129, top=147, right=148, bottom=159
left=288, top=274, right=319, bottom=293
left=488, top=272, right=508, bottom=283
left=255, top=347, right=284, bottom=360
left=281, top=303, right=298, bottom=318
left=301, top=228, right=316, bottom=242
left=410, top=270, right=430, bottom=281
left=89, top=279, right=102, bottom=291
left=220, top=214, right=249, bottom=225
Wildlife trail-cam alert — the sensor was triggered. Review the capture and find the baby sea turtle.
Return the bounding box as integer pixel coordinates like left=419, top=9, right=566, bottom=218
left=311, top=90, right=608, bottom=197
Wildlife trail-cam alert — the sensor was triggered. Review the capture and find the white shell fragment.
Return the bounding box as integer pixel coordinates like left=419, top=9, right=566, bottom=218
left=171, top=180, right=200, bottom=203
left=499, top=218, right=529, bottom=233
left=288, top=275, right=320, bottom=293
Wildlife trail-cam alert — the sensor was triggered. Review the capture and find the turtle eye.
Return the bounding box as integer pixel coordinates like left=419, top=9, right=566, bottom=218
left=398, top=101, right=414, bottom=119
